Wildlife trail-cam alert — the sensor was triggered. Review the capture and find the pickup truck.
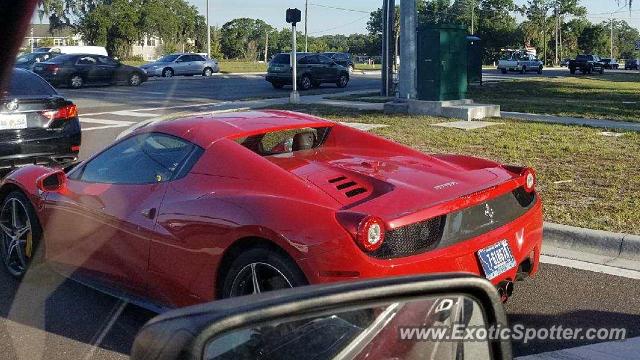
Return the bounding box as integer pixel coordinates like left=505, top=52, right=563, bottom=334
left=497, top=51, right=544, bottom=74
left=569, top=55, right=605, bottom=74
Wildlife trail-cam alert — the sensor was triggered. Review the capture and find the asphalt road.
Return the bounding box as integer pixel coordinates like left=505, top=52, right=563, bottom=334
left=0, top=69, right=639, bottom=359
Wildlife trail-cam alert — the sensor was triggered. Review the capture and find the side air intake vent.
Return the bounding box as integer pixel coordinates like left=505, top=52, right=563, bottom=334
left=329, top=176, right=368, bottom=198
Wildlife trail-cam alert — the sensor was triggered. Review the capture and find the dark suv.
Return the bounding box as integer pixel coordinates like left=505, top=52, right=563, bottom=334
left=625, top=59, right=639, bottom=70
left=266, top=53, right=350, bottom=90
left=323, top=52, right=355, bottom=73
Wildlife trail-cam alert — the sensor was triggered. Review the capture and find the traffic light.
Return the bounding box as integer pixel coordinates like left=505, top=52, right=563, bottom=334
left=286, top=8, right=301, bottom=25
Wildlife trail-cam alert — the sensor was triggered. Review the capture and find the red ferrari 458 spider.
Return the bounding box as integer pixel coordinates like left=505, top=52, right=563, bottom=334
left=0, top=110, right=542, bottom=310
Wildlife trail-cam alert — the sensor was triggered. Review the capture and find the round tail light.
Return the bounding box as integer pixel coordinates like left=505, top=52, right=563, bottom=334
left=524, top=168, right=536, bottom=193
left=357, top=216, right=386, bottom=252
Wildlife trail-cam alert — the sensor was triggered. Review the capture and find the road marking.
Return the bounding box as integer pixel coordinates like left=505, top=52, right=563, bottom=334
left=82, top=125, right=130, bottom=132
left=83, top=300, right=128, bottom=360
left=112, top=110, right=160, bottom=118
left=540, top=255, right=640, bottom=280
left=80, top=117, right=135, bottom=125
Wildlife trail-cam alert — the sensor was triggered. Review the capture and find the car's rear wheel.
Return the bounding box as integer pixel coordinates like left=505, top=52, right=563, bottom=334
left=501, top=68, right=507, bottom=74
left=569, top=67, right=576, bottom=74
left=537, top=66, right=543, bottom=74
left=0, top=191, right=43, bottom=279
left=299, top=75, right=313, bottom=90
left=337, top=74, right=349, bottom=88
left=69, top=74, right=83, bottom=89
left=128, top=73, right=142, bottom=86
left=600, top=67, right=604, bottom=74
left=221, top=247, right=307, bottom=298
left=162, top=68, right=174, bottom=78
left=520, top=66, right=526, bottom=74
left=203, top=67, right=214, bottom=77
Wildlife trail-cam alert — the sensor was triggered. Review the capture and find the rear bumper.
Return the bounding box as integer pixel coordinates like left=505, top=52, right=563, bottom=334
left=299, top=197, right=544, bottom=287
left=0, top=118, right=81, bottom=169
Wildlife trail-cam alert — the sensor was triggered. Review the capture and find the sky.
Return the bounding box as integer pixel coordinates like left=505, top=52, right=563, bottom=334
left=31, top=0, right=640, bottom=35
left=187, top=0, right=640, bottom=34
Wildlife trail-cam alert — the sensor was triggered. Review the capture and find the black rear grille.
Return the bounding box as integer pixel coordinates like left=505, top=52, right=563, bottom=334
left=368, top=186, right=537, bottom=259
left=370, top=216, right=446, bottom=259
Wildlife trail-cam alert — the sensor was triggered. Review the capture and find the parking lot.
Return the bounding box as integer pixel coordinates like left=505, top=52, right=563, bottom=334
left=1, top=68, right=639, bottom=359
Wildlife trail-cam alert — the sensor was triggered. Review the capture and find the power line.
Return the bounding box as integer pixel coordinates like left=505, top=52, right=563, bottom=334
left=307, top=2, right=371, bottom=14
left=308, top=14, right=370, bottom=35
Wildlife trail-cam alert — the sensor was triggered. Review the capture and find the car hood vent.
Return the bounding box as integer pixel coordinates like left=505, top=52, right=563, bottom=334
left=329, top=177, right=368, bottom=198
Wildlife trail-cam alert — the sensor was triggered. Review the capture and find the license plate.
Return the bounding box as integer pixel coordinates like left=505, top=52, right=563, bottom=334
left=477, top=240, right=516, bottom=280
left=0, top=114, right=28, bottom=130
left=34, top=65, right=43, bottom=72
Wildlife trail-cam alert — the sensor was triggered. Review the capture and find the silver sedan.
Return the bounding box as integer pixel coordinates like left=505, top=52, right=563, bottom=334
left=140, top=53, right=220, bottom=77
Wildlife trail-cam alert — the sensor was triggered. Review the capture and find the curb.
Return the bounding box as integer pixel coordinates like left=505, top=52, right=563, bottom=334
left=544, top=222, right=640, bottom=261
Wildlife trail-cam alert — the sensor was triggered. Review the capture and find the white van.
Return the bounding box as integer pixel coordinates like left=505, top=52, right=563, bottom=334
left=49, top=46, right=108, bottom=56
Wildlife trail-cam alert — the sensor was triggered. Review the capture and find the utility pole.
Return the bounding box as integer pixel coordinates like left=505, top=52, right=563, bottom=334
left=206, top=0, right=211, bottom=58
left=471, top=1, right=475, bottom=35
left=30, top=27, right=34, bottom=52
left=399, top=0, right=417, bottom=99
left=610, top=16, right=614, bottom=58
left=381, top=0, right=395, bottom=97
left=264, top=31, right=269, bottom=63
left=554, top=3, right=559, bottom=66
left=305, top=0, right=308, bottom=52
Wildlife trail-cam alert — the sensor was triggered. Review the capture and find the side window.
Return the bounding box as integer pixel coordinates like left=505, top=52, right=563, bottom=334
left=191, top=55, right=205, bottom=62
left=77, top=56, right=97, bottom=65
left=97, top=56, right=117, bottom=66
left=78, top=133, right=198, bottom=184
left=318, top=56, right=333, bottom=65
left=176, top=55, right=186, bottom=63
left=304, top=55, right=319, bottom=65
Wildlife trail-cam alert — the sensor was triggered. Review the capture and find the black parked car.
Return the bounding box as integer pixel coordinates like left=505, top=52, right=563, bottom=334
left=266, top=53, right=350, bottom=90
left=323, top=52, right=355, bottom=73
left=14, top=52, right=60, bottom=71
left=569, top=54, right=605, bottom=74
left=0, top=69, right=81, bottom=170
left=32, top=54, right=147, bottom=89
left=601, top=58, right=620, bottom=69
left=625, top=59, right=639, bottom=70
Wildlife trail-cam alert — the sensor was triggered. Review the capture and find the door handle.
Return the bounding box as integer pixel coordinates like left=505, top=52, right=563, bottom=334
left=141, top=208, right=157, bottom=220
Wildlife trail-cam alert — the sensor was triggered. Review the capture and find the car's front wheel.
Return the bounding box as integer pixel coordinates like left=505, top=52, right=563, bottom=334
left=128, top=73, right=142, bottom=86
left=337, top=74, right=349, bottom=88
left=69, top=74, right=83, bottom=89
left=0, top=191, right=43, bottom=279
left=221, top=247, right=307, bottom=298
left=203, top=67, right=214, bottom=77
left=299, top=75, right=313, bottom=90
left=162, top=68, right=174, bottom=78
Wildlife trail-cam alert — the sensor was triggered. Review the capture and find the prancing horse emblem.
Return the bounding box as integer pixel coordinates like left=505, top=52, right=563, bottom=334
left=5, top=99, right=18, bottom=111
left=484, top=203, right=495, bottom=224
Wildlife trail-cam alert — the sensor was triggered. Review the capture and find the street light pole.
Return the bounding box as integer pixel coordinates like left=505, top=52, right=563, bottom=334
left=291, top=23, right=299, bottom=103
left=305, top=0, right=308, bottom=53
left=206, top=0, right=211, bottom=58
left=610, top=16, right=614, bottom=59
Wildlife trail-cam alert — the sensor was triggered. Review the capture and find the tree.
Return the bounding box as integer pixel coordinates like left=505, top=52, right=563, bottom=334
left=477, top=0, right=520, bottom=63
left=578, top=23, right=609, bottom=54
left=220, top=18, right=274, bottom=60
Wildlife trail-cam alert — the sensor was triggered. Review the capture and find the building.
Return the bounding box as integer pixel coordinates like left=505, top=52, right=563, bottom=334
left=132, top=34, right=163, bottom=60
left=23, top=24, right=84, bottom=51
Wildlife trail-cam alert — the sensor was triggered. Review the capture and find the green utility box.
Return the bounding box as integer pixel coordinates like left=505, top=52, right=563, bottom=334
left=467, top=35, right=483, bottom=85
left=417, top=24, right=468, bottom=101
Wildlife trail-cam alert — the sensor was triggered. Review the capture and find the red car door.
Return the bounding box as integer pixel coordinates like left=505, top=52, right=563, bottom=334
left=42, top=133, right=198, bottom=298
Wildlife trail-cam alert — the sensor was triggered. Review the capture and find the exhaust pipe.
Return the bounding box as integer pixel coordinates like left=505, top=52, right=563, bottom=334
left=497, top=281, right=514, bottom=302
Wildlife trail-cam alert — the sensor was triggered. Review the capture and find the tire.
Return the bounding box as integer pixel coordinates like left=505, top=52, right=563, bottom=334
left=162, top=68, right=174, bottom=78
left=69, top=74, right=83, bottom=89
left=203, top=67, right=214, bottom=77
left=128, top=72, right=142, bottom=86
left=271, top=82, right=284, bottom=89
left=299, top=75, right=312, bottom=91
left=336, top=74, right=349, bottom=88
left=520, top=66, right=526, bottom=74
left=221, top=247, right=308, bottom=299
left=0, top=191, right=44, bottom=279
left=537, top=66, right=543, bottom=75
left=501, top=68, right=507, bottom=74
left=599, top=67, right=604, bottom=75
left=569, top=67, right=576, bottom=74
left=348, top=65, right=354, bottom=73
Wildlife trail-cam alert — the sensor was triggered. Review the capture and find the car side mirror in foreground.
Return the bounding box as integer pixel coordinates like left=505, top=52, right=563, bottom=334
left=36, top=170, right=66, bottom=192
left=131, top=274, right=512, bottom=360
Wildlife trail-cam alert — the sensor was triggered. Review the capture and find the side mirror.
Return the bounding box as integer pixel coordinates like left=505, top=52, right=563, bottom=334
left=37, top=170, right=66, bottom=192
left=131, top=274, right=511, bottom=360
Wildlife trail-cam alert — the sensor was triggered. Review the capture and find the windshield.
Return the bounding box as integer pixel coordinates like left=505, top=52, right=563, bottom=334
left=2, top=2, right=639, bottom=360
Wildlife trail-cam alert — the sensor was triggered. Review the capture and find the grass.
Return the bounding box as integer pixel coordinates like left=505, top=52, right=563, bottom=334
left=219, top=61, right=267, bottom=73
left=269, top=104, right=640, bottom=235
left=355, top=63, right=382, bottom=71
left=469, top=73, right=640, bottom=123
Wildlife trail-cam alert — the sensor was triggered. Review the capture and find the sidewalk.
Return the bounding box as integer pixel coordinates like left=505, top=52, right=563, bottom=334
left=503, top=111, right=640, bottom=132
